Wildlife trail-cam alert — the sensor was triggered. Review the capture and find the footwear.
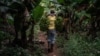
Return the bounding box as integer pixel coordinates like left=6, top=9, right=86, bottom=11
left=48, top=44, right=54, bottom=53
left=48, top=48, right=53, bottom=53
left=48, top=48, right=50, bottom=52
left=50, top=44, right=54, bottom=51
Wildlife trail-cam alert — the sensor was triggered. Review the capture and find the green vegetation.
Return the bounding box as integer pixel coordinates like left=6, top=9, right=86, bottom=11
left=0, top=0, right=100, bottom=56
left=66, top=33, right=100, bottom=56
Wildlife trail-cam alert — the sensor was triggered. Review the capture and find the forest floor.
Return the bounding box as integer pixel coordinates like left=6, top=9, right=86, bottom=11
left=38, top=31, right=61, bottom=56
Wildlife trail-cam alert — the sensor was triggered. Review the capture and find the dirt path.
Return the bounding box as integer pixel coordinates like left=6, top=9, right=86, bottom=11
left=38, top=31, right=60, bottom=56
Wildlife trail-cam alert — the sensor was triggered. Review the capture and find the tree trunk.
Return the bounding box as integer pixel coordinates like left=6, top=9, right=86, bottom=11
left=21, top=29, right=27, bottom=48
left=28, top=19, right=35, bottom=43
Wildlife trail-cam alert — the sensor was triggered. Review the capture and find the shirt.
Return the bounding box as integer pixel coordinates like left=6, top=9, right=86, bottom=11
left=47, top=15, right=56, bottom=30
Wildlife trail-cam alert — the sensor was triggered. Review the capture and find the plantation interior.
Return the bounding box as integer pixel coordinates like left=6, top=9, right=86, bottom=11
left=0, top=0, right=100, bottom=56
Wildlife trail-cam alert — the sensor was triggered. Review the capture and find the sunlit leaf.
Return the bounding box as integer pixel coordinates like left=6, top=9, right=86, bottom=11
left=32, top=5, right=44, bottom=22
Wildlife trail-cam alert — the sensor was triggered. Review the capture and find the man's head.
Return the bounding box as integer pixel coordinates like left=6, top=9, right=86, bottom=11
left=50, top=10, right=55, bottom=14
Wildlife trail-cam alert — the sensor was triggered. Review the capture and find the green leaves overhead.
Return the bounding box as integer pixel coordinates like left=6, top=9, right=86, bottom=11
left=72, top=0, right=84, bottom=3
left=32, top=5, right=44, bottom=22
left=57, top=0, right=64, bottom=4
left=75, top=11, right=91, bottom=19
left=57, top=0, right=71, bottom=5
left=33, top=0, right=42, bottom=7
left=57, top=0, right=90, bottom=6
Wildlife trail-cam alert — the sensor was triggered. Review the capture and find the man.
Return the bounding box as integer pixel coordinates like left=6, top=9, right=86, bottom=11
left=47, top=9, right=57, bottom=52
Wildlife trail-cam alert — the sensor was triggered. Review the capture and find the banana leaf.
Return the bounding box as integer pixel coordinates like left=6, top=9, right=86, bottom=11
left=32, top=5, right=44, bottom=22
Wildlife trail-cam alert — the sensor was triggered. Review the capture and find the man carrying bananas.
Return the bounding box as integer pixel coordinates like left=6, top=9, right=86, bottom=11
left=47, top=6, right=57, bottom=52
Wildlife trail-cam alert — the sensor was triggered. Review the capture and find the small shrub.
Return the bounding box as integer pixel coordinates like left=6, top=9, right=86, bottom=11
left=56, top=35, right=66, bottom=48
left=62, top=33, right=100, bottom=56
left=0, top=46, right=31, bottom=56
left=33, top=44, right=45, bottom=56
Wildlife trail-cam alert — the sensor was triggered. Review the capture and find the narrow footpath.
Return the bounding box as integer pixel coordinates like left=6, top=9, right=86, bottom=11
left=38, top=31, right=60, bottom=56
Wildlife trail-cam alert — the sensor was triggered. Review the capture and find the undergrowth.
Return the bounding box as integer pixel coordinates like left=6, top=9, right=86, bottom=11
left=56, top=32, right=100, bottom=56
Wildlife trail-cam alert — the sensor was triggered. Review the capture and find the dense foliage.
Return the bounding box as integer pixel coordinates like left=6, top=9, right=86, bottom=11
left=0, top=0, right=100, bottom=56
